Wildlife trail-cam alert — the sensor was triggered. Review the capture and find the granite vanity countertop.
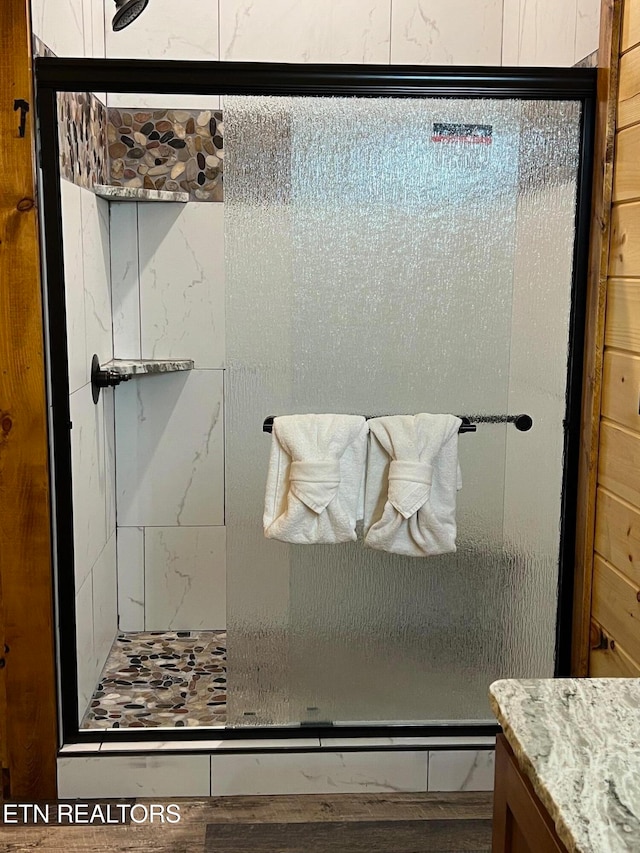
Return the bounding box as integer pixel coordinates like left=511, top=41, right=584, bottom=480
left=490, top=678, right=640, bottom=853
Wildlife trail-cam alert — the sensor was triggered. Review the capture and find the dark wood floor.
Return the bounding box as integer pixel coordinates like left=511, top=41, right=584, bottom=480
left=0, top=792, right=493, bottom=852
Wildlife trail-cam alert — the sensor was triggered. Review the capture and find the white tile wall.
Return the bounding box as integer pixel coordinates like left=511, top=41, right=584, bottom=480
left=60, top=180, right=87, bottom=395
left=220, top=0, right=392, bottom=63
left=517, top=0, right=578, bottom=66
left=58, top=755, right=210, bottom=797
left=75, top=570, right=94, bottom=720
left=110, top=202, right=141, bottom=359
left=105, top=0, right=218, bottom=61
left=98, top=738, right=320, bottom=752
left=575, top=0, right=601, bottom=62
left=138, top=203, right=225, bottom=369
left=117, top=526, right=145, bottom=631
left=144, top=526, right=226, bottom=630
left=69, top=383, right=108, bottom=590
left=35, top=0, right=597, bottom=73
left=92, top=532, right=118, bottom=676
left=391, top=0, right=503, bottom=65
left=427, top=749, right=495, bottom=792
left=82, top=0, right=105, bottom=58
left=108, top=94, right=222, bottom=110
left=116, top=369, right=224, bottom=527
left=30, top=0, right=84, bottom=56
left=321, top=736, right=496, bottom=748
left=81, top=190, right=113, bottom=366
left=104, top=387, right=116, bottom=536
left=501, top=0, right=521, bottom=65
left=210, top=751, right=429, bottom=795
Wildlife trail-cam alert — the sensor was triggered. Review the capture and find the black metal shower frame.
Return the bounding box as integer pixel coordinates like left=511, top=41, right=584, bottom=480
left=34, top=58, right=596, bottom=746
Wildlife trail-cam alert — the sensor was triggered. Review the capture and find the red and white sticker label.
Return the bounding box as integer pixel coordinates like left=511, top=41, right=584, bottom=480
left=431, top=123, right=493, bottom=144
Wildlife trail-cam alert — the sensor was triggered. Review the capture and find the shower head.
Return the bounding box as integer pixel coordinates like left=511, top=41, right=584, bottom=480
left=112, top=0, right=149, bottom=31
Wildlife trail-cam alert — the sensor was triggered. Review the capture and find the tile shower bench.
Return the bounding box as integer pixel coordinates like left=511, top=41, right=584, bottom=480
left=490, top=678, right=640, bottom=852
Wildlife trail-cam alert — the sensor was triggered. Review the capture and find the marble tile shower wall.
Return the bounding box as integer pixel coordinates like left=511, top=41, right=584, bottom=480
left=101, top=0, right=598, bottom=70
left=111, top=203, right=226, bottom=633
left=60, top=179, right=117, bottom=722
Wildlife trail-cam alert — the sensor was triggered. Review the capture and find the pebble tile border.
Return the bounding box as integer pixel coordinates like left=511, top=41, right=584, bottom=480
left=57, top=91, right=108, bottom=191
left=81, top=630, right=227, bottom=729
left=107, top=108, right=224, bottom=201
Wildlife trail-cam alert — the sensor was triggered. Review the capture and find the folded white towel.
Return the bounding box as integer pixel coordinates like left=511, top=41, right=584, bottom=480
left=364, top=414, right=462, bottom=557
left=263, top=414, right=369, bottom=544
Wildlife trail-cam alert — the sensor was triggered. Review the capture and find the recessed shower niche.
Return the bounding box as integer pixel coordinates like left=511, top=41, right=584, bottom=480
left=35, top=60, right=595, bottom=743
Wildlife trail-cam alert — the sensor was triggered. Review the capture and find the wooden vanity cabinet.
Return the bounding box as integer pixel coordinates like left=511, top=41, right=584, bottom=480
left=492, top=735, right=569, bottom=853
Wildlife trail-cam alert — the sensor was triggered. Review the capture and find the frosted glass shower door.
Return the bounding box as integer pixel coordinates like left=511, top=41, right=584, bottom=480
left=224, top=96, right=582, bottom=726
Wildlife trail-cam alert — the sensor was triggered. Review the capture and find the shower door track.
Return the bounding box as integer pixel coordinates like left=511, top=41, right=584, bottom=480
left=34, top=58, right=596, bottom=746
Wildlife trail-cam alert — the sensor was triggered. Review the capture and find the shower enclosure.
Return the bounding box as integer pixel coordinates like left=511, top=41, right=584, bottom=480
left=35, top=60, right=595, bottom=744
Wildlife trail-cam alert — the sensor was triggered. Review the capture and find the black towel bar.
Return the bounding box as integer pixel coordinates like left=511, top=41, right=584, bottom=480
left=262, top=414, right=533, bottom=434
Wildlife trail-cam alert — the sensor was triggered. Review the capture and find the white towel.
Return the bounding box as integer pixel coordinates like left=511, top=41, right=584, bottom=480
left=263, top=414, right=369, bottom=544
left=364, top=414, right=462, bottom=557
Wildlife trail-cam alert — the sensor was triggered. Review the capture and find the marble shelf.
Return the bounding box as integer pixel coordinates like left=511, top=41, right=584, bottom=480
left=104, top=358, right=194, bottom=377
left=490, top=677, right=640, bottom=853
left=94, top=184, right=189, bottom=203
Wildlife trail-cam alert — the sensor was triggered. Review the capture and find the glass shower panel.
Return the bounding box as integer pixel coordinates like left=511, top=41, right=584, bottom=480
left=224, top=96, right=581, bottom=726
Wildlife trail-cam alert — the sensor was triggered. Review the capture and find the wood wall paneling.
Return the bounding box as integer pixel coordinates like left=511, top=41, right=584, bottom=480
left=622, top=0, right=640, bottom=51
left=595, top=487, right=640, bottom=584
left=605, top=280, right=640, bottom=348
left=601, top=349, right=640, bottom=429
left=598, top=419, right=640, bottom=505
left=609, top=205, right=640, bottom=276
left=617, top=45, right=640, bottom=128
left=589, top=618, right=640, bottom=675
left=612, top=124, right=640, bottom=201
left=0, top=0, right=58, bottom=796
left=592, top=555, right=640, bottom=661
left=572, top=0, right=622, bottom=676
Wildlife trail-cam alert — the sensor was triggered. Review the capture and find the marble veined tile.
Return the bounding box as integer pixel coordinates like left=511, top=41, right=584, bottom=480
left=92, top=533, right=118, bottom=677
left=322, top=736, right=496, bottom=748
left=75, top=571, right=94, bottom=723
left=105, top=0, right=218, bottom=61
left=31, top=0, right=84, bottom=56
left=60, top=179, right=87, bottom=394
left=81, top=189, right=112, bottom=366
left=427, top=749, right=495, bottom=792
left=99, top=739, right=321, bottom=751
left=391, top=0, right=502, bottom=65
left=81, top=0, right=105, bottom=59
left=58, top=755, right=210, bottom=798
left=138, top=204, right=224, bottom=369
left=116, top=369, right=224, bottom=527
left=104, top=387, right=116, bottom=538
left=501, top=0, right=521, bottom=65
left=517, top=0, right=578, bottom=66
left=210, top=751, right=428, bottom=795
left=144, top=526, right=226, bottom=631
left=220, top=0, right=391, bottom=63
left=70, top=384, right=108, bottom=590
left=107, top=95, right=221, bottom=111
left=575, top=0, right=600, bottom=63
left=110, top=202, right=141, bottom=360
left=117, top=527, right=144, bottom=632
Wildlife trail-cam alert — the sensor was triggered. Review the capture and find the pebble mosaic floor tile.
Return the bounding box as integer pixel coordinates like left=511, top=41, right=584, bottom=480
left=107, top=108, right=223, bottom=201
left=81, top=630, right=227, bottom=729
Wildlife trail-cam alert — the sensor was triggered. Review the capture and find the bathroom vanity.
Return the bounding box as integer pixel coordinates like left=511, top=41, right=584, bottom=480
left=490, top=678, right=640, bottom=852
